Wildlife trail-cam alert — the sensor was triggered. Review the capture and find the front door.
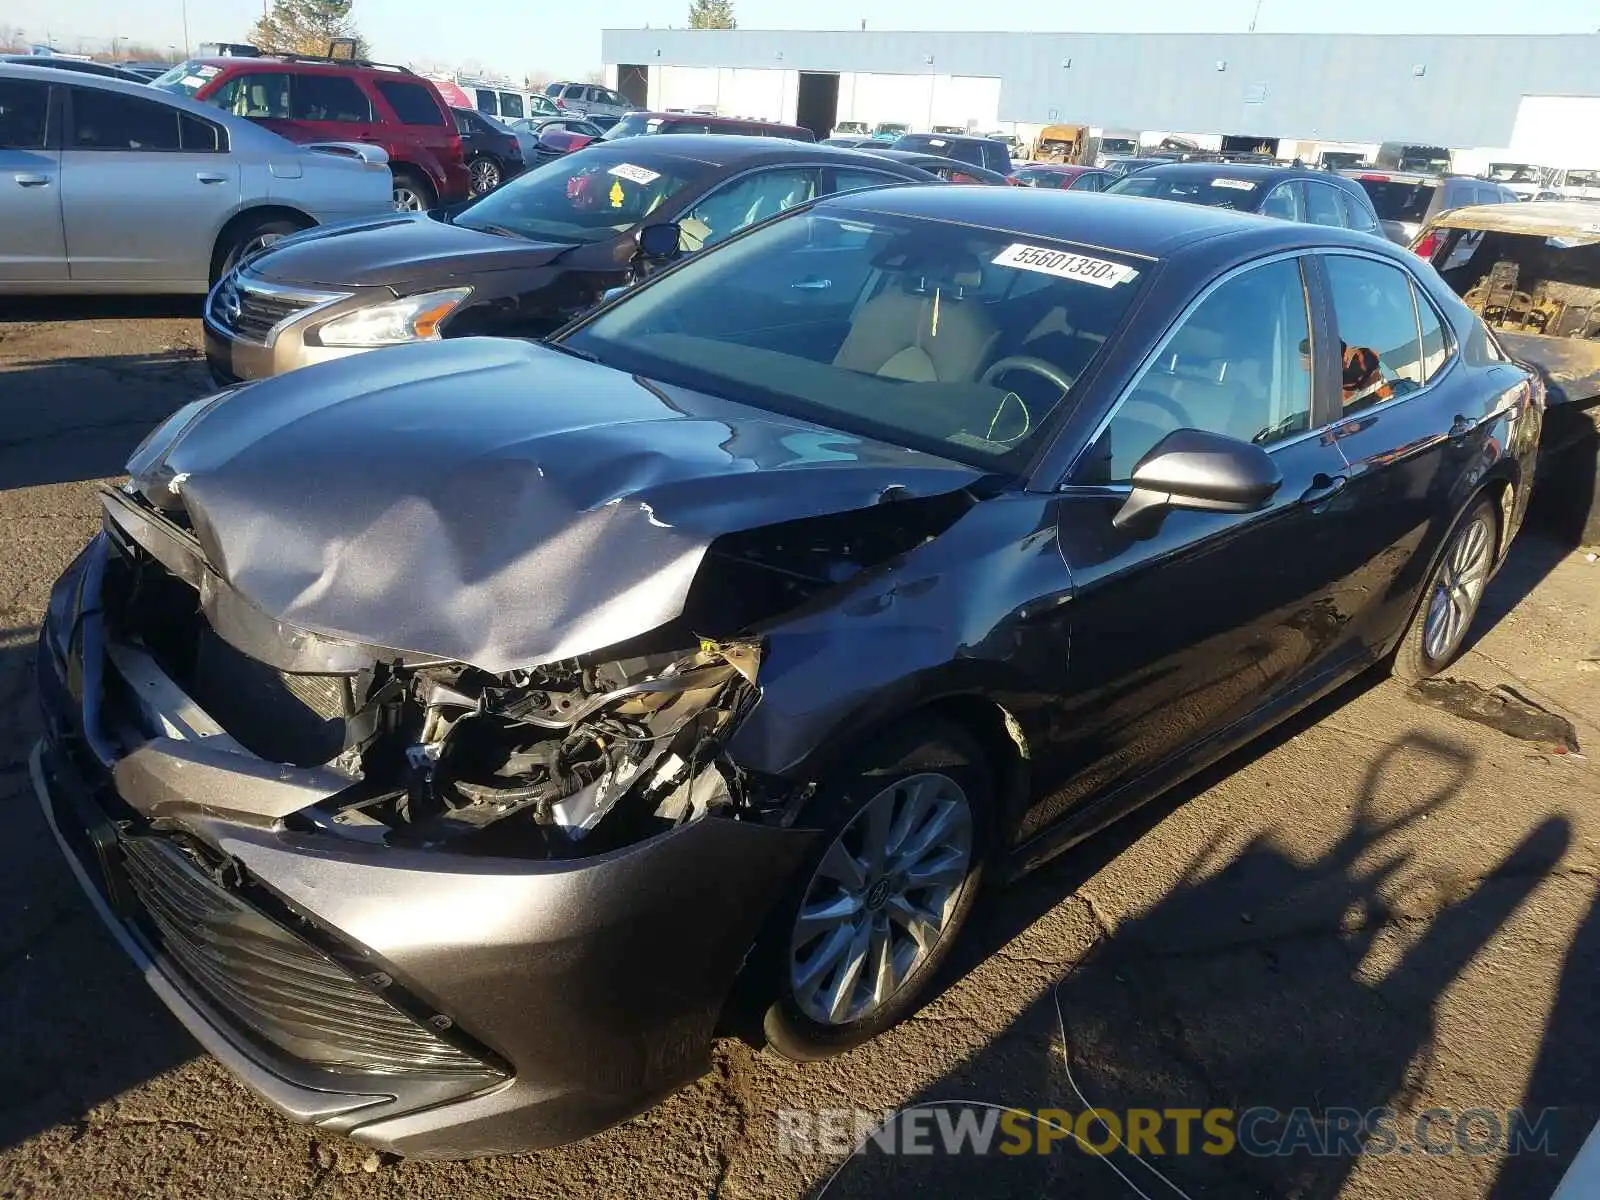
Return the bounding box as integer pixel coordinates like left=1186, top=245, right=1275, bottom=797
left=0, top=77, right=66, bottom=282
left=1025, top=254, right=1355, bottom=834
left=60, top=86, right=239, bottom=285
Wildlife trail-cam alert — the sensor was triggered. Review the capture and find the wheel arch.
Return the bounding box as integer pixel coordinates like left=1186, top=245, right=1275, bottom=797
left=209, top=204, right=317, bottom=280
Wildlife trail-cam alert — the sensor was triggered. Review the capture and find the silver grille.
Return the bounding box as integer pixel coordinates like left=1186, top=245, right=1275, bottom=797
left=207, top=274, right=347, bottom=346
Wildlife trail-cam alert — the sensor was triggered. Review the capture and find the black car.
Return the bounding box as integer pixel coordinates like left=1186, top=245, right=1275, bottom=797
left=822, top=135, right=880, bottom=149
left=43, top=185, right=1540, bottom=1158
left=450, top=107, right=525, bottom=196
left=204, top=136, right=937, bottom=382
left=1109, top=161, right=1384, bottom=235
left=860, top=147, right=1011, bottom=185
left=891, top=131, right=1013, bottom=175
left=0, top=54, right=149, bottom=83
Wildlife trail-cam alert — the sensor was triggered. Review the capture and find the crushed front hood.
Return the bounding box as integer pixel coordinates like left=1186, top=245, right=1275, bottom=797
left=129, top=338, right=983, bottom=672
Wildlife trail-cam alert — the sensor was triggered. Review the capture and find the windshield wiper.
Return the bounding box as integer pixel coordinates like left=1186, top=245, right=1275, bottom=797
left=468, top=222, right=530, bottom=240
left=542, top=340, right=599, bottom=363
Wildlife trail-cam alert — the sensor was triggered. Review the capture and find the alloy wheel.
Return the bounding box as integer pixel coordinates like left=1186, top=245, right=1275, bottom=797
left=393, top=185, right=427, bottom=212
left=470, top=159, right=501, bottom=195
left=788, top=772, right=973, bottom=1027
left=1423, top=513, right=1493, bottom=663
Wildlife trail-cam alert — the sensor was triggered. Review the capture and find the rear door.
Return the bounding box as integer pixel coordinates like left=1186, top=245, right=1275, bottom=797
left=60, top=85, right=238, bottom=285
left=1315, top=251, right=1487, bottom=653
left=283, top=71, right=378, bottom=147
left=0, top=76, right=66, bottom=282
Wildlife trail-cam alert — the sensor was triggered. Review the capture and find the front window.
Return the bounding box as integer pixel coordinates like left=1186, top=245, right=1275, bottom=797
left=1110, top=171, right=1262, bottom=211
left=450, top=151, right=703, bottom=244
left=500, top=93, right=525, bottom=119
left=206, top=72, right=291, bottom=120
left=563, top=209, right=1148, bottom=469
left=1100, top=138, right=1137, bottom=155
left=1083, top=257, right=1314, bottom=482
left=679, top=169, right=817, bottom=251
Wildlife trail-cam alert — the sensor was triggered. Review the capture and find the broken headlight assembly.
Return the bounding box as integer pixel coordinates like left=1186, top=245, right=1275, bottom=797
left=306, top=639, right=765, bottom=856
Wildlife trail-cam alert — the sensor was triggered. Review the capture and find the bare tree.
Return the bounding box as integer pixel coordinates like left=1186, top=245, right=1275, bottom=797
left=583, top=68, right=606, bottom=85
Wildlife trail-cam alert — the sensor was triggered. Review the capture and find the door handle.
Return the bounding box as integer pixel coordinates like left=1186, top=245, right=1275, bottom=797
left=196, top=172, right=229, bottom=184
left=1299, top=472, right=1348, bottom=505
left=13, top=173, right=50, bottom=187
left=791, top=277, right=833, bottom=291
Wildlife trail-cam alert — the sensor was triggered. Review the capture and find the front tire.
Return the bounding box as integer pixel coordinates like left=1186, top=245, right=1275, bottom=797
left=761, top=720, right=993, bottom=1061
left=1392, top=497, right=1498, bottom=680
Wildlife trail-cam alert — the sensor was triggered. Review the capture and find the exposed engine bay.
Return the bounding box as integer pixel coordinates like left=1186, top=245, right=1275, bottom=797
left=96, top=479, right=974, bottom=857
left=1442, top=231, right=1600, bottom=341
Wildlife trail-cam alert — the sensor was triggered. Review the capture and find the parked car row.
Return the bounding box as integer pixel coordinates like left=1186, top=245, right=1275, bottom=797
left=34, top=155, right=1559, bottom=1166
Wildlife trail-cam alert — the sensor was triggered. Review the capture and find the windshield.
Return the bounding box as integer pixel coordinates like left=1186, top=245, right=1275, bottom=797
left=874, top=123, right=909, bottom=136
left=1487, top=163, right=1541, bottom=184
left=452, top=152, right=704, bottom=244
left=1359, top=180, right=1437, bottom=222
left=1100, top=138, right=1137, bottom=155
left=1109, top=172, right=1261, bottom=209
left=563, top=209, right=1147, bottom=468
left=151, top=60, right=221, bottom=97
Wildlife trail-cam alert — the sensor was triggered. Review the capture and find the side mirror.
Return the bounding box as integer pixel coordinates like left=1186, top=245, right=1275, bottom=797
left=1113, top=428, right=1282, bottom=534
left=636, top=222, right=682, bottom=261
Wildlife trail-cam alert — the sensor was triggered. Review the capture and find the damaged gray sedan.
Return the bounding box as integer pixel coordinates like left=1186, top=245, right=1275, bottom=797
left=34, top=185, right=1539, bottom=1158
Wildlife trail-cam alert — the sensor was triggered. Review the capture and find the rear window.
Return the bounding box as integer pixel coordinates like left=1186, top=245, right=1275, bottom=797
left=151, top=60, right=224, bottom=98
left=1359, top=179, right=1436, bottom=222
left=894, top=135, right=981, bottom=167
left=292, top=73, right=372, bottom=123
left=376, top=80, right=445, bottom=127
left=500, top=92, right=524, bottom=119
left=1109, top=171, right=1262, bottom=210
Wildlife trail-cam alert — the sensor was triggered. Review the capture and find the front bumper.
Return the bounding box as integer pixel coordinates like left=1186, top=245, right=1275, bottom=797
left=34, top=534, right=815, bottom=1157
left=203, top=310, right=367, bottom=386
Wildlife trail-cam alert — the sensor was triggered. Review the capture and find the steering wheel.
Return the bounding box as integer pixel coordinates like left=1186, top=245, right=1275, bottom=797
left=980, top=355, right=1075, bottom=396
left=1120, top=390, right=1190, bottom=430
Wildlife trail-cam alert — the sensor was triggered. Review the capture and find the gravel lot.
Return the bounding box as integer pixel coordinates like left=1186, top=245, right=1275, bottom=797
left=1, top=298, right=1598, bottom=1200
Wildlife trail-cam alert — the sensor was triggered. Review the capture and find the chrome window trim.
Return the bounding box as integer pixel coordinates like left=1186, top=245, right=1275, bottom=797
left=1319, top=248, right=1460, bottom=424
left=203, top=272, right=353, bottom=349
left=1064, top=248, right=1321, bottom=486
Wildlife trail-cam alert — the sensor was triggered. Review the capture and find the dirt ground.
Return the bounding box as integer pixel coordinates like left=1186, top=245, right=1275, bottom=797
left=1, top=298, right=1597, bottom=1200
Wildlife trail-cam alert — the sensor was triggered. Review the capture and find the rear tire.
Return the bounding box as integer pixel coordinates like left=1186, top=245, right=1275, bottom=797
left=1391, top=497, right=1499, bottom=681
left=211, top=216, right=305, bottom=286
left=392, top=167, right=436, bottom=213
left=759, top=719, right=993, bottom=1062
left=468, top=155, right=503, bottom=196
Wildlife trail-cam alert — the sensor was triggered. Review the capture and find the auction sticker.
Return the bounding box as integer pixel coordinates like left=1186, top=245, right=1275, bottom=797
left=608, top=163, right=661, bottom=186
left=991, top=244, right=1140, bottom=287
left=1212, top=178, right=1256, bottom=190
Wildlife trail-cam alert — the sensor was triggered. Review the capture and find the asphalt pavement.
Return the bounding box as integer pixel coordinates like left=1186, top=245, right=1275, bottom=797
left=1, top=298, right=1597, bottom=1200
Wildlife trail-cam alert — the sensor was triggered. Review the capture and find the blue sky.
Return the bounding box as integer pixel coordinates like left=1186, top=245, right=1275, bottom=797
left=7, top=0, right=1597, bottom=76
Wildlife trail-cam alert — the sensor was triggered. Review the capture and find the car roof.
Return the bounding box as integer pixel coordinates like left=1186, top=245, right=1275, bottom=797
left=825, top=184, right=1389, bottom=261
left=623, top=110, right=806, bottom=130
left=574, top=134, right=929, bottom=171
left=1428, top=199, right=1600, bottom=235
left=898, top=132, right=1005, bottom=146
left=1018, top=163, right=1103, bottom=175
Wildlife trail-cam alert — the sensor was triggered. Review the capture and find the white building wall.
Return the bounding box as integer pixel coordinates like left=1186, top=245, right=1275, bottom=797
left=1509, top=95, right=1600, bottom=168
left=651, top=65, right=997, bottom=131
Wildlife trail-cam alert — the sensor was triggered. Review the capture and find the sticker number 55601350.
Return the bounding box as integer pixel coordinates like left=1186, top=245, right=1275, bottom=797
left=991, top=243, right=1140, bottom=288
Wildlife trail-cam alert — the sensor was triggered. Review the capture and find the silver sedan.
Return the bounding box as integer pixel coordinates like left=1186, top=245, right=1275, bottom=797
left=0, top=64, right=395, bottom=294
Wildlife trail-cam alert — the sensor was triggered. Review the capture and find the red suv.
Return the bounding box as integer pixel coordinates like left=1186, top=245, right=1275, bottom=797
left=154, top=55, right=470, bottom=210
